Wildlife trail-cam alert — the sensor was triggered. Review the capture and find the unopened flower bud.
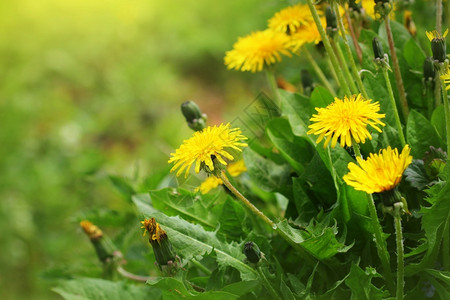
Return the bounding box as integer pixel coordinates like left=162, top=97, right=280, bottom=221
left=372, top=38, right=385, bottom=60
left=325, top=6, right=338, bottom=37
left=426, top=30, right=448, bottom=64
left=181, top=101, right=207, bottom=131
left=141, top=218, right=177, bottom=270
left=80, top=220, right=112, bottom=263
left=244, top=241, right=262, bottom=264
left=374, top=0, right=393, bottom=19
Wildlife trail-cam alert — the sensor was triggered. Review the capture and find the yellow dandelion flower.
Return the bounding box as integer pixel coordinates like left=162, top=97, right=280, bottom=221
left=288, top=20, right=323, bottom=52
left=343, top=145, right=412, bottom=194
left=168, top=123, right=248, bottom=177
left=360, top=0, right=376, bottom=19
left=426, top=28, right=448, bottom=41
left=141, top=218, right=166, bottom=242
left=195, top=176, right=223, bottom=194
left=441, top=66, right=450, bottom=90
left=80, top=220, right=103, bottom=240
left=195, top=160, right=247, bottom=194
left=268, top=4, right=314, bottom=34
left=224, top=30, right=292, bottom=73
left=307, top=94, right=385, bottom=148
left=227, top=159, right=247, bottom=177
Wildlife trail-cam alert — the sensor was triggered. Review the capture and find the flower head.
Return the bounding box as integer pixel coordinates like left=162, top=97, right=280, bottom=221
left=80, top=220, right=103, bottom=240
left=169, top=123, right=248, bottom=177
left=268, top=4, right=314, bottom=34
left=426, top=29, right=449, bottom=42
left=441, top=66, right=450, bottom=90
left=225, top=30, right=291, bottom=73
left=195, top=160, right=247, bottom=194
left=141, top=218, right=166, bottom=243
left=288, top=21, right=322, bottom=52
left=307, top=94, right=385, bottom=148
left=343, top=145, right=413, bottom=194
left=427, top=29, right=448, bottom=62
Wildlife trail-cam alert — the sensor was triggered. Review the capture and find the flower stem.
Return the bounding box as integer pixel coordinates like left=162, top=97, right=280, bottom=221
left=366, top=193, right=396, bottom=295
left=303, top=47, right=337, bottom=96
left=394, top=207, right=405, bottom=300
left=352, top=142, right=362, bottom=159
left=344, top=9, right=362, bottom=64
left=437, top=0, right=443, bottom=34
left=326, top=53, right=340, bottom=84
left=435, top=73, right=442, bottom=107
left=381, top=67, right=407, bottom=147
left=191, top=259, right=212, bottom=275
left=257, top=267, right=282, bottom=300
left=117, top=266, right=151, bottom=282
left=331, top=38, right=359, bottom=94
left=333, top=1, right=369, bottom=99
left=306, top=0, right=351, bottom=96
left=220, top=172, right=316, bottom=266
left=384, top=18, right=409, bottom=118
left=265, top=69, right=281, bottom=103
left=439, top=77, right=450, bottom=155
left=220, top=172, right=274, bottom=228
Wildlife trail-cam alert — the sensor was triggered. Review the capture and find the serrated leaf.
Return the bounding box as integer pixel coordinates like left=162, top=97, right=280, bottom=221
left=407, top=110, right=441, bottom=158
left=53, top=278, right=157, bottom=300
left=218, top=197, right=247, bottom=240
left=344, top=264, right=387, bottom=300
left=150, top=188, right=217, bottom=229
left=132, top=194, right=258, bottom=281
left=243, top=147, right=291, bottom=192
left=404, top=159, right=430, bottom=190
left=278, top=89, right=311, bottom=137
left=276, top=220, right=348, bottom=260
left=147, top=277, right=238, bottom=300
left=266, top=118, right=315, bottom=173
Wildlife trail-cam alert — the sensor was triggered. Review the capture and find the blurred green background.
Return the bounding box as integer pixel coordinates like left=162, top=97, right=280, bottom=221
left=0, top=0, right=289, bottom=298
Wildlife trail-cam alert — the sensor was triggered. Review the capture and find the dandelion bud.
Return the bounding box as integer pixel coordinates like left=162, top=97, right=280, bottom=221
left=141, top=218, right=177, bottom=270
left=423, top=57, right=436, bottom=82
left=80, top=221, right=112, bottom=263
left=374, top=0, right=392, bottom=19
left=372, top=38, right=385, bottom=60
left=181, top=101, right=207, bottom=131
left=431, top=38, right=447, bottom=63
left=244, top=241, right=262, bottom=264
left=325, top=6, right=338, bottom=37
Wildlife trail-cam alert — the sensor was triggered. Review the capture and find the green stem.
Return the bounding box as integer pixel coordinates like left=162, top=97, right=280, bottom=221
left=394, top=208, right=405, bottom=300
left=334, top=2, right=369, bottom=99
left=220, top=172, right=274, bottom=228
left=326, top=53, right=340, bottom=84
left=257, top=267, right=282, bottom=300
left=439, top=77, right=450, bottom=155
left=331, top=38, right=359, bottom=94
left=385, top=18, right=409, bottom=118
left=352, top=142, right=362, bottom=159
left=306, top=0, right=351, bottom=96
left=265, top=69, right=281, bottom=103
left=191, top=259, right=212, bottom=275
left=437, top=0, right=443, bottom=34
left=366, top=193, right=396, bottom=295
left=344, top=9, right=362, bottom=64
left=381, top=67, right=407, bottom=147
left=303, top=47, right=337, bottom=96
left=220, top=172, right=317, bottom=266
left=116, top=266, right=151, bottom=283
left=435, top=73, right=442, bottom=107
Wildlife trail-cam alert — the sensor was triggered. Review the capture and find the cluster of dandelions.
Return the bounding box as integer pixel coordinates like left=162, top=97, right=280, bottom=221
left=224, top=1, right=379, bottom=73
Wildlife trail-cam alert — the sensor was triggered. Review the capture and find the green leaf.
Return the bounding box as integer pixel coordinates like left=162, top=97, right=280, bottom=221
left=309, top=86, right=334, bottom=110
left=431, top=105, right=446, bottom=141
left=53, top=278, right=158, bottom=300
left=344, top=264, right=387, bottom=300
left=133, top=194, right=258, bottom=280
left=404, top=159, right=430, bottom=190
left=407, top=110, right=441, bottom=158
left=278, top=89, right=311, bottom=138
left=403, top=38, right=426, bottom=71
left=266, top=118, right=315, bottom=173
left=276, top=220, right=348, bottom=260
left=150, top=188, right=217, bottom=229
left=292, top=177, right=317, bottom=223
left=147, top=277, right=238, bottom=299
left=108, top=175, right=135, bottom=203
left=243, top=147, right=291, bottom=192
left=220, top=280, right=260, bottom=297
left=363, top=73, right=396, bottom=126
left=218, top=197, right=247, bottom=240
